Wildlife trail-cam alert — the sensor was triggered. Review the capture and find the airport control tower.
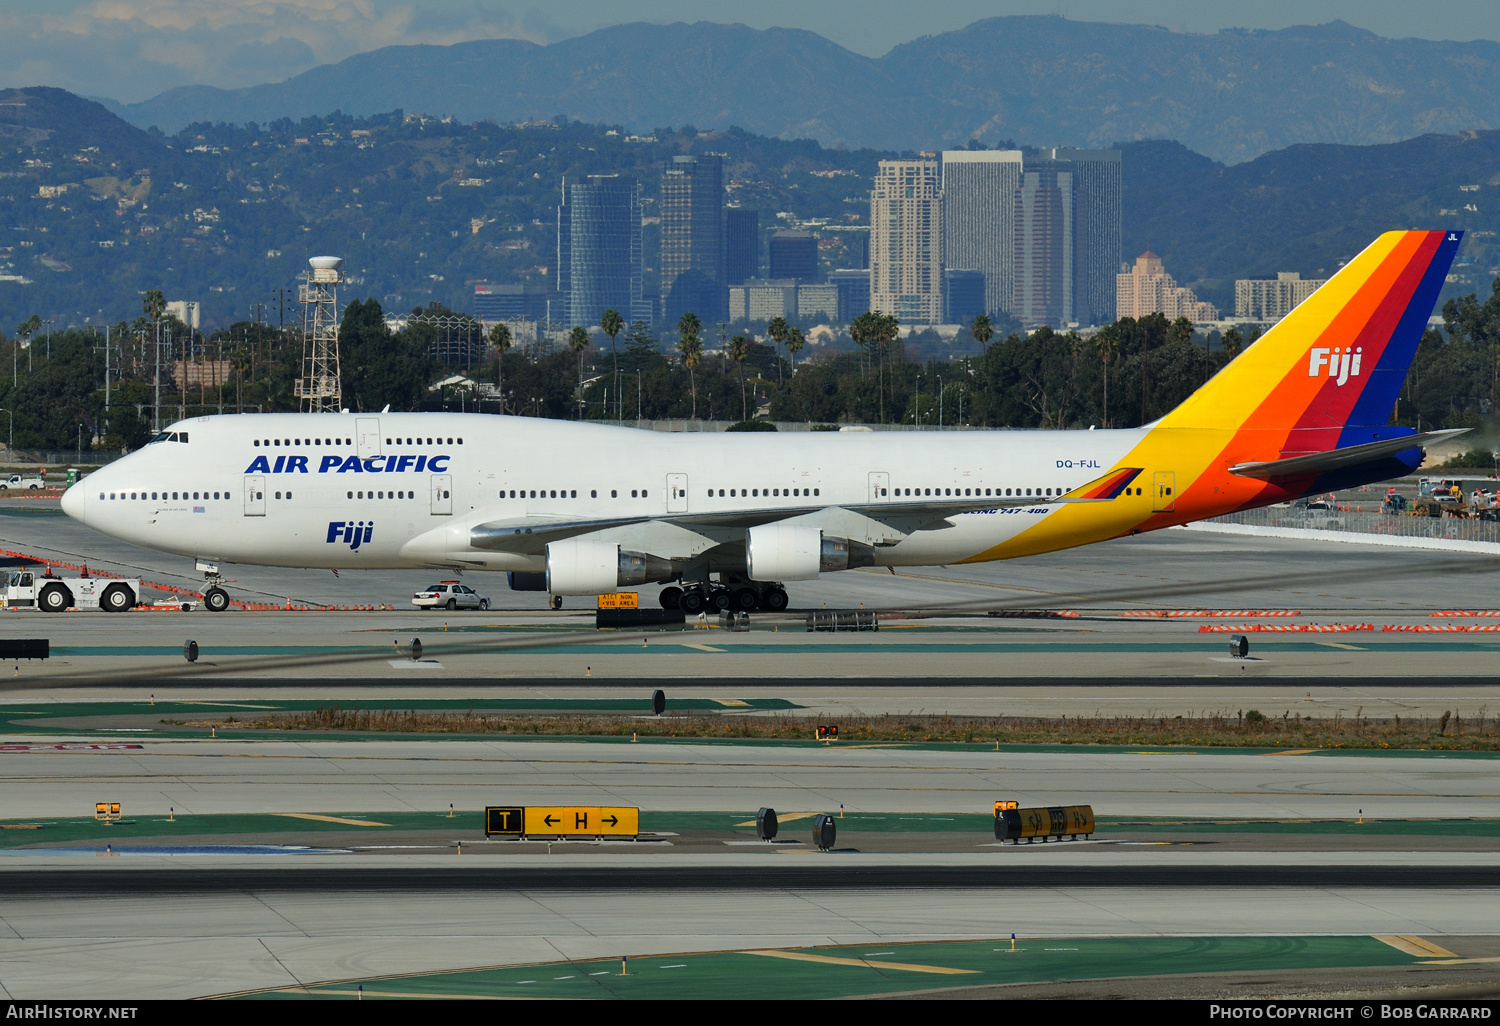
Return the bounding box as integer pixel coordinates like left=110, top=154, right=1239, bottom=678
left=296, top=255, right=343, bottom=412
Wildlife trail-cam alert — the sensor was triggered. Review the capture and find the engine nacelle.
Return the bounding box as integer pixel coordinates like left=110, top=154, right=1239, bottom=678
left=545, top=539, right=679, bottom=595
left=746, top=525, right=876, bottom=581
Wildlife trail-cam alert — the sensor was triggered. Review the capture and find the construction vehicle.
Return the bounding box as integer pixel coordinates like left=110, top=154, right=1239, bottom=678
left=3, top=568, right=140, bottom=612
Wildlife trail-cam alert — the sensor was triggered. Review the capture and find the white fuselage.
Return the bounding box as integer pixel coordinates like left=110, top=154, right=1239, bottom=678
left=62, top=412, right=1149, bottom=573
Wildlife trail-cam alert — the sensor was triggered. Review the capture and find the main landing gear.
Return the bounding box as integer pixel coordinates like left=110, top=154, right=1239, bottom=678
left=659, top=575, right=789, bottom=615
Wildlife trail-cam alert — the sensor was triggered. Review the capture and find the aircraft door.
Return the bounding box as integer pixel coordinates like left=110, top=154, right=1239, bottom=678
left=667, top=473, right=688, bottom=513
left=1152, top=471, right=1176, bottom=512
left=244, top=475, right=266, bottom=516
left=430, top=474, right=452, bottom=515
left=356, top=418, right=382, bottom=458
left=868, top=471, right=890, bottom=502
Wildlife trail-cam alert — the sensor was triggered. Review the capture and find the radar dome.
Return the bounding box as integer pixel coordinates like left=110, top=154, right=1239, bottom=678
left=308, top=256, right=343, bottom=271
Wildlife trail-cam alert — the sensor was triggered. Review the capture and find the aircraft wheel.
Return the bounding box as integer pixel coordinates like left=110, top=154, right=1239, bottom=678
left=732, top=587, right=758, bottom=612
left=659, top=586, right=683, bottom=610
left=551, top=595, right=563, bottom=610
left=761, top=587, right=789, bottom=612
left=203, top=587, right=230, bottom=613
left=710, top=589, right=732, bottom=612
left=680, top=589, right=707, bottom=615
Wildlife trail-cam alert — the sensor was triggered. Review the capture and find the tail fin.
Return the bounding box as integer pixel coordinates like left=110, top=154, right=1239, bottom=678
left=1162, top=230, right=1461, bottom=455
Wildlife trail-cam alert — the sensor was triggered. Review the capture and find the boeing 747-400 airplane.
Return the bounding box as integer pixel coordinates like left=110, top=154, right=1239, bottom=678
left=61, top=230, right=1463, bottom=614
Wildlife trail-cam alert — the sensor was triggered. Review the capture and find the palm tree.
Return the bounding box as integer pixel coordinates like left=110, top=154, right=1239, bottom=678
left=488, top=322, right=512, bottom=414
left=1221, top=326, right=1243, bottom=359
left=766, top=315, right=789, bottom=385
left=600, top=308, right=624, bottom=420
left=785, top=326, right=805, bottom=374
left=727, top=333, right=750, bottom=421
left=872, top=312, right=899, bottom=423
left=677, top=312, right=703, bottom=419
left=142, top=289, right=165, bottom=323
left=1093, top=326, right=1118, bottom=428
left=969, top=313, right=994, bottom=354
left=849, top=311, right=879, bottom=376
left=567, top=325, right=590, bottom=419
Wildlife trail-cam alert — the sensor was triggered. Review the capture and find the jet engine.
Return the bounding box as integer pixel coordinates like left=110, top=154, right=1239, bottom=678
left=545, top=539, right=679, bottom=595
left=745, top=524, right=875, bottom=581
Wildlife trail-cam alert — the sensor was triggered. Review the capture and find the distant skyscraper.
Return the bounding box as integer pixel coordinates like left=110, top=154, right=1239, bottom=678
left=829, top=269, right=871, bottom=323
left=943, top=269, right=987, bottom=325
left=1117, top=251, right=1218, bottom=321
left=768, top=230, right=818, bottom=281
left=1013, top=162, right=1075, bottom=327
left=557, top=175, right=644, bottom=329
left=1050, top=148, right=1121, bottom=326
left=941, top=150, right=1022, bottom=316
left=870, top=159, right=943, bottom=325
left=1235, top=271, right=1326, bottom=321
left=725, top=208, right=760, bottom=286
left=660, top=154, right=725, bottom=323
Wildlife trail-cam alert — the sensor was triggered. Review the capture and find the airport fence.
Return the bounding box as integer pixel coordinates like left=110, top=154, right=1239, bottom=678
left=1207, top=507, right=1500, bottom=546
left=0, top=451, right=122, bottom=469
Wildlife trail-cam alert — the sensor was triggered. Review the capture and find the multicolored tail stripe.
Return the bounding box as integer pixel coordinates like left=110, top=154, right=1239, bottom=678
left=964, top=230, right=1462, bottom=563
left=1065, top=467, right=1142, bottom=501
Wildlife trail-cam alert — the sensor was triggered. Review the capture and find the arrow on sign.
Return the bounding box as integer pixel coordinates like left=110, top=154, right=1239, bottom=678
left=544, top=815, right=559, bottom=826
left=602, top=815, right=618, bottom=827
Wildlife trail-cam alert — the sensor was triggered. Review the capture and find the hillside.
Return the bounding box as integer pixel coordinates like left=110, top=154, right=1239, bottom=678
left=114, top=17, right=1500, bottom=164
left=3, top=86, right=1499, bottom=331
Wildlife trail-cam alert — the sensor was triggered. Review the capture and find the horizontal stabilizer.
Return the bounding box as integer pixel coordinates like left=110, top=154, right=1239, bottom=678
left=1228, top=429, right=1467, bottom=480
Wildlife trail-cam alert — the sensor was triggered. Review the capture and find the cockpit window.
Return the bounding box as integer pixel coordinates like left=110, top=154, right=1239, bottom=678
left=176, top=432, right=188, bottom=443
left=148, top=431, right=171, bottom=445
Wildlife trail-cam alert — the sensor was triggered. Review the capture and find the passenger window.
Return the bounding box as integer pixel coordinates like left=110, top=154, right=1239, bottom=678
left=641, top=490, right=647, bottom=498
left=610, top=490, right=617, bottom=498
left=348, top=491, right=353, bottom=498
left=275, top=491, right=281, bottom=500
left=570, top=490, right=577, bottom=498
left=814, top=489, right=819, bottom=496
left=631, top=490, right=638, bottom=498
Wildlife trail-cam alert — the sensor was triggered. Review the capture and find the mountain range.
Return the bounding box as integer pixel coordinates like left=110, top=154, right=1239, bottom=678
left=4, top=85, right=1499, bottom=330
left=108, top=17, right=1500, bottom=165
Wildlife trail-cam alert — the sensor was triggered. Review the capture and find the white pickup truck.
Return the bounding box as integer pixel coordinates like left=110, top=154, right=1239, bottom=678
left=3, top=570, right=139, bottom=612
left=0, top=474, right=45, bottom=491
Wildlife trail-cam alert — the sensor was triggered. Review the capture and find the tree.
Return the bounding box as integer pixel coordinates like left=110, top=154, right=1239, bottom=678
left=727, top=333, right=750, bottom=420
left=848, top=311, right=874, bottom=375
left=342, top=298, right=432, bottom=412
left=1221, top=326, right=1243, bottom=359
left=600, top=308, right=624, bottom=419
left=969, top=313, right=994, bottom=353
left=766, top=315, right=789, bottom=385
left=1093, top=326, right=1119, bottom=428
left=1167, top=316, right=1194, bottom=347
left=488, top=322, right=512, bottom=413
left=676, top=312, right=703, bottom=418
left=141, top=289, right=165, bottom=324
left=567, top=325, right=591, bottom=418
left=785, top=326, right=805, bottom=374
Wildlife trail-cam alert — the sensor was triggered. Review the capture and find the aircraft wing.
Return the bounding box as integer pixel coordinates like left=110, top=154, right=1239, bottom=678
left=1227, top=429, right=1466, bottom=480
left=467, top=473, right=1140, bottom=556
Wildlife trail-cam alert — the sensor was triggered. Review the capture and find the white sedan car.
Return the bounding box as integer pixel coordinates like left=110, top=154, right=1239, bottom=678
left=412, top=581, right=490, bottom=611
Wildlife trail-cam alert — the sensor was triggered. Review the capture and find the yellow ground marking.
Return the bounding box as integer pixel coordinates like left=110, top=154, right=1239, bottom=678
left=1374, top=935, right=1460, bottom=958
left=716, top=699, right=750, bottom=707
left=734, top=812, right=819, bottom=827
left=1263, top=749, right=1319, bottom=756
left=1420, top=956, right=1500, bottom=966
left=276, top=813, right=390, bottom=827
left=742, top=949, right=977, bottom=975
left=679, top=643, right=725, bottom=653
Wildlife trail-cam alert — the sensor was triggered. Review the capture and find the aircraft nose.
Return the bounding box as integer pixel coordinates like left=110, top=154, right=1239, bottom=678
left=60, top=481, right=86, bottom=524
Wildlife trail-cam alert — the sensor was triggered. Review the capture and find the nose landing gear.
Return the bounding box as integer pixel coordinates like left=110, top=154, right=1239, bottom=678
left=197, top=560, right=230, bottom=613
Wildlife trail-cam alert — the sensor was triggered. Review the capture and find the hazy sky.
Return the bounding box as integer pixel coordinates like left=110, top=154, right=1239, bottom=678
left=8, top=0, right=1500, bottom=105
